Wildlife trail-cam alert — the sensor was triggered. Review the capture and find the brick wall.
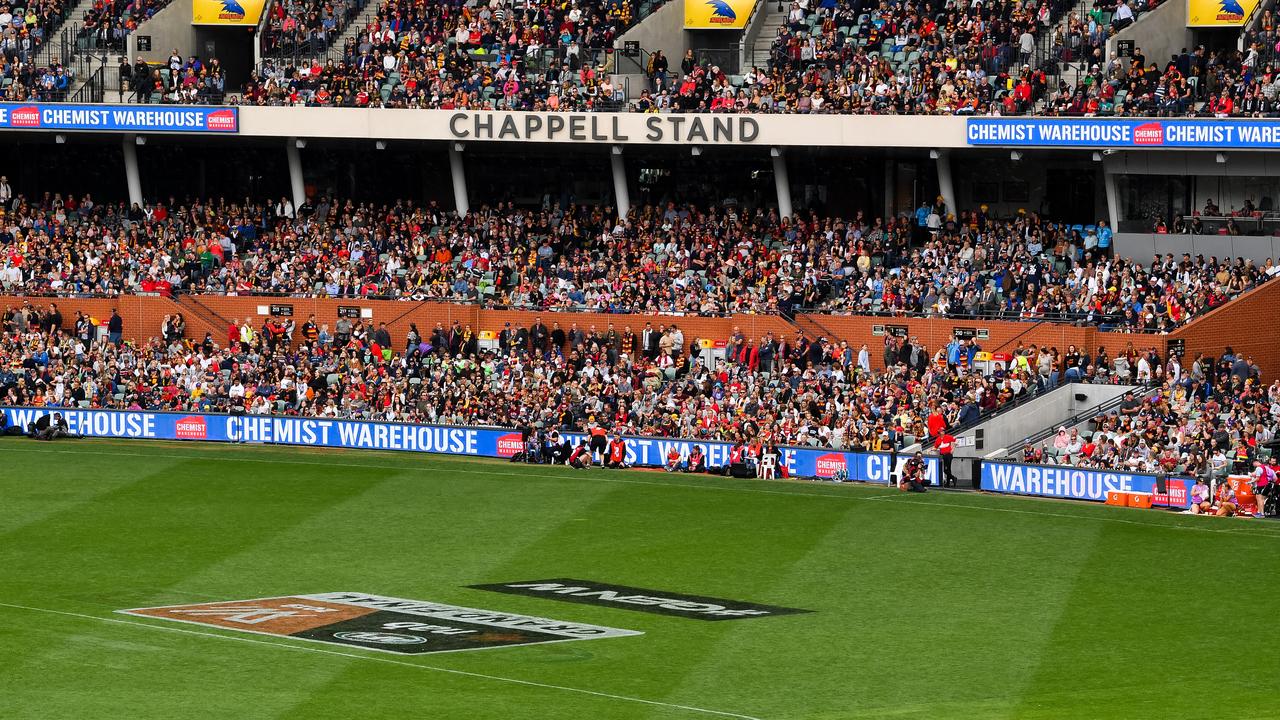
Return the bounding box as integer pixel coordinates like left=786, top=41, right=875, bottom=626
left=0, top=296, right=796, bottom=352
left=5, top=294, right=1262, bottom=377
left=1168, top=278, right=1280, bottom=379
left=792, top=313, right=1165, bottom=372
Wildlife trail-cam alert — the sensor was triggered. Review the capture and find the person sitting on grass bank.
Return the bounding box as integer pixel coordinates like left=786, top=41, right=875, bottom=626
left=1188, top=479, right=1213, bottom=514
left=685, top=445, right=706, bottom=474
left=665, top=445, right=684, bottom=472
left=606, top=434, right=630, bottom=469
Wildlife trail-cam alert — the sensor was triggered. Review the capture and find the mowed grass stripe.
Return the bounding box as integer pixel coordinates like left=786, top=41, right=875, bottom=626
left=0, top=452, right=190, bottom=537
left=645, top=495, right=1103, bottom=719
left=0, top=455, right=383, bottom=611
left=1009, top=521, right=1276, bottom=719
left=210, top=470, right=645, bottom=719
left=0, top=602, right=765, bottom=720
left=460, top=479, right=859, bottom=706
left=6, top=440, right=1279, bottom=539
left=1, top=456, right=388, bottom=715
left=4, top=440, right=1280, bottom=719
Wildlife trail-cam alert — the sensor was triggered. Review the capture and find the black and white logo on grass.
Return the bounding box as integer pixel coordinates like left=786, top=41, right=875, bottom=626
left=118, top=592, right=642, bottom=655
left=469, top=579, right=810, bottom=621
left=333, top=631, right=428, bottom=645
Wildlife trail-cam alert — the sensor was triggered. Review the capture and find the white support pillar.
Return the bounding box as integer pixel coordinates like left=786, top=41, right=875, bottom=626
left=448, top=142, right=469, bottom=217
left=935, top=149, right=956, bottom=219
left=610, top=146, right=630, bottom=219
left=771, top=147, right=792, bottom=219
left=883, top=156, right=895, bottom=220
left=1103, top=157, right=1121, bottom=233
left=122, top=134, right=142, bottom=206
left=286, top=137, right=305, bottom=210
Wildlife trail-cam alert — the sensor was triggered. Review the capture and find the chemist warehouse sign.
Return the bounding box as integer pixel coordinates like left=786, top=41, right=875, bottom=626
left=0, top=407, right=935, bottom=483
left=0, top=104, right=237, bottom=133
left=981, top=461, right=1192, bottom=509
left=967, top=118, right=1280, bottom=149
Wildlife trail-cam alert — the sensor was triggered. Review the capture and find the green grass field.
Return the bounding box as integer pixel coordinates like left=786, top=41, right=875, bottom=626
left=3, top=439, right=1279, bottom=719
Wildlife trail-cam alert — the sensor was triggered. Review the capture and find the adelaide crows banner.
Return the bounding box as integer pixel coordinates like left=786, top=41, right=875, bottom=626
left=0, top=407, right=935, bottom=483
left=1188, top=0, right=1258, bottom=26
left=193, top=0, right=265, bottom=25
left=684, top=0, right=756, bottom=29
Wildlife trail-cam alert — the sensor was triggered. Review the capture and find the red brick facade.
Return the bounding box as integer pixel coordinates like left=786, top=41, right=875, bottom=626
left=4, top=287, right=1272, bottom=376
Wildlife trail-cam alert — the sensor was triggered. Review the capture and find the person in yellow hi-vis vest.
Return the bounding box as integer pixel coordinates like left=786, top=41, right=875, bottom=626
left=240, top=317, right=255, bottom=346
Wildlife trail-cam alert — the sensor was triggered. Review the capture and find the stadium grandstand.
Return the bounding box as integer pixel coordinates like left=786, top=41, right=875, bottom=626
left=3, top=0, right=1280, bottom=716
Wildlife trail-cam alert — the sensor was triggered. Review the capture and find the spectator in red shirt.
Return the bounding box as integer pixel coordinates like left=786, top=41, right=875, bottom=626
left=936, top=432, right=957, bottom=488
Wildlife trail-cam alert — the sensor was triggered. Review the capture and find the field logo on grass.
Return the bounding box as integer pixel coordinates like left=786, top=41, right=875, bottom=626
left=495, top=432, right=525, bottom=457
left=470, top=579, right=811, bottom=621
left=174, top=415, right=208, bottom=439
left=118, top=592, right=641, bottom=655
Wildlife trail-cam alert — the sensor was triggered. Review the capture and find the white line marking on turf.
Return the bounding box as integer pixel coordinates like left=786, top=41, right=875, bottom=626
left=0, top=601, right=765, bottom=720
left=10, top=444, right=1280, bottom=539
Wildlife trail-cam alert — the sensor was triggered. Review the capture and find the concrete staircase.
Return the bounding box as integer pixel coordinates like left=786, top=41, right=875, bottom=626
left=746, top=1, right=787, bottom=71
left=45, top=0, right=99, bottom=65
left=325, top=0, right=383, bottom=57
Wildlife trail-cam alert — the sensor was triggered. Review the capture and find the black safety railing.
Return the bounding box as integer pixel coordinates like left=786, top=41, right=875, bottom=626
left=1006, top=383, right=1156, bottom=457
left=258, top=0, right=371, bottom=61
left=920, top=381, right=1071, bottom=450
left=70, top=65, right=105, bottom=103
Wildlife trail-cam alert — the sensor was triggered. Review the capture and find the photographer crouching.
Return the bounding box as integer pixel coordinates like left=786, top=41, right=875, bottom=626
left=29, top=412, right=76, bottom=441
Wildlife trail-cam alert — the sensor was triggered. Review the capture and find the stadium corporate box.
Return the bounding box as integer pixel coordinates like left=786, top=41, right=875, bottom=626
left=1, top=407, right=938, bottom=484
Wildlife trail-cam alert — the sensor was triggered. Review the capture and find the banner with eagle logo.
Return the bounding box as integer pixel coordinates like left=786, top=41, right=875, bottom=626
left=684, top=0, right=756, bottom=28
left=1187, top=0, right=1258, bottom=26
left=193, top=0, right=265, bottom=25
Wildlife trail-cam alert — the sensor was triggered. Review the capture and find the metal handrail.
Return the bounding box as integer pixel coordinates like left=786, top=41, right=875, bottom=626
left=70, top=65, right=105, bottom=103
left=737, top=0, right=769, bottom=72
left=1005, top=382, right=1154, bottom=456
left=920, top=380, right=1070, bottom=449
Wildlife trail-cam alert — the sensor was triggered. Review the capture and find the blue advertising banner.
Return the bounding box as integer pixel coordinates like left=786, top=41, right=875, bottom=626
left=1, top=407, right=937, bottom=483
left=0, top=104, right=238, bottom=133
left=980, top=461, right=1192, bottom=508
left=966, top=118, right=1280, bottom=149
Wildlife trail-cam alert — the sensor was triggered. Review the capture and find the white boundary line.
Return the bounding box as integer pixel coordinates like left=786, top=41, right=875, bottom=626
left=0, top=601, right=764, bottom=720
left=9, top=443, right=1280, bottom=538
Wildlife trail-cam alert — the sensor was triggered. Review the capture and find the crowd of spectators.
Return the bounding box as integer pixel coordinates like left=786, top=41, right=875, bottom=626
left=0, top=0, right=70, bottom=58
left=21, top=0, right=1266, bottom=117
left=0, top=57, right=73, bottom=100
left=3, top=293, right=1274, bottom=480
left=1020, top=347, right=1280, bottom=489
left=0, top=0, right=73, bottom=101
left=260, top=0, right=365, bottom=58
left=119, top=50, right=226, bottom=103
left=0, top=192, right=1273, bottom=331
left=241, top=0, right=636, bottom=109
left=1032, top=42, right=1280, bottom=117
left=77, top=0, right=170, bottom=52
left=0, top=297, right=1129, bottom=449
